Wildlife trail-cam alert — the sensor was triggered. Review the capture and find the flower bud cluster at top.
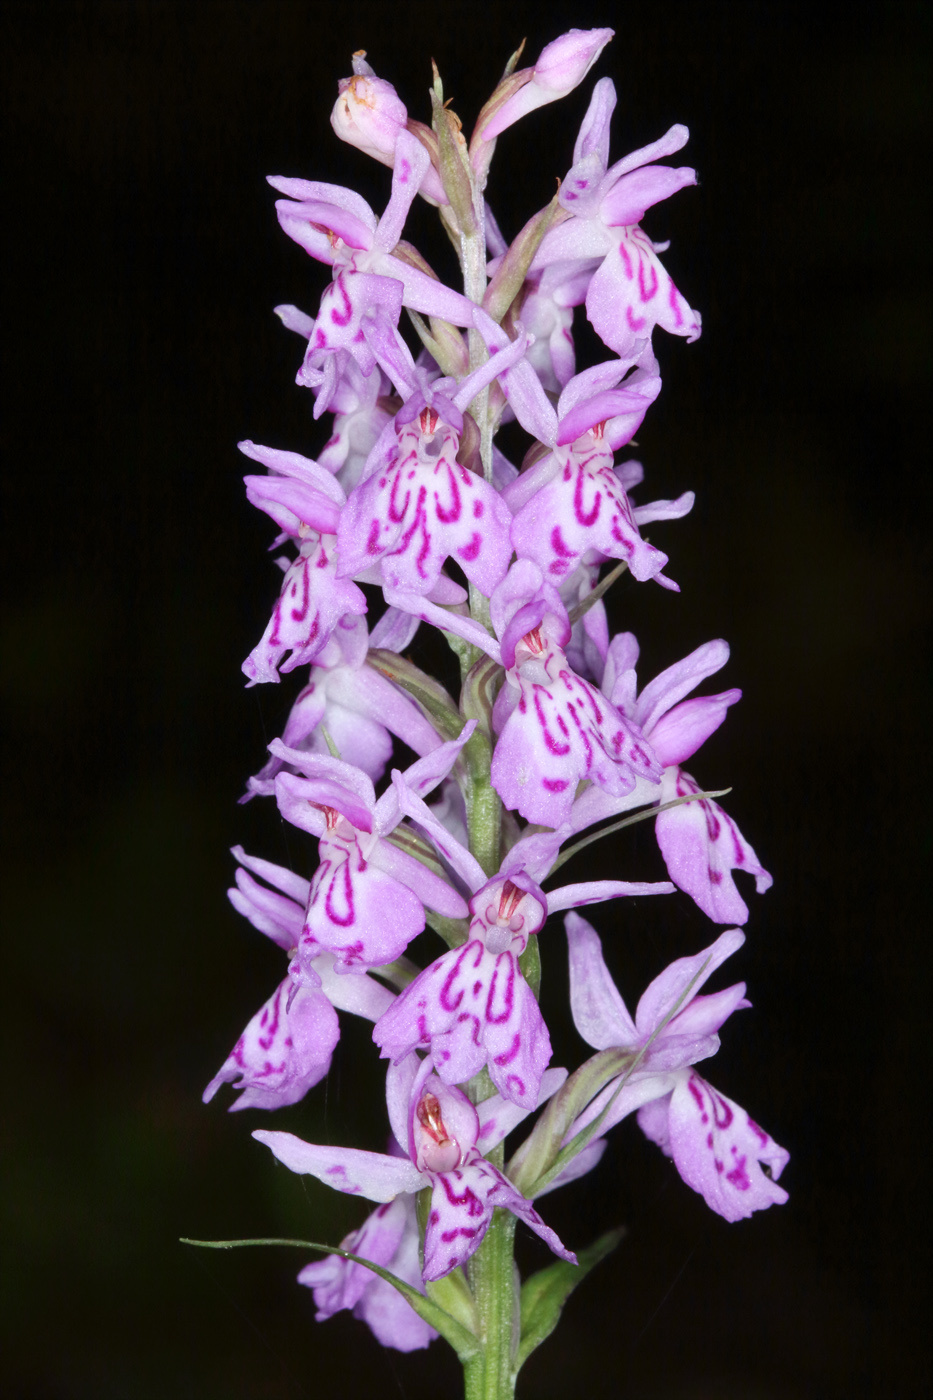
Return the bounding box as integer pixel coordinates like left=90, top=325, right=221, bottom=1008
left=204, top=28, right=787, bottom=1364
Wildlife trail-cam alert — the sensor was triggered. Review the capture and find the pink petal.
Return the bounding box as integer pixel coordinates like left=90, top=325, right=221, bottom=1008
left=252, top=1130, right=425, bottom=1201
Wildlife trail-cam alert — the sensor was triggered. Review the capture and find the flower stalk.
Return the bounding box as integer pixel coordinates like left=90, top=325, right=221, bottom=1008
left=190, top=28, right=788, bottom=1399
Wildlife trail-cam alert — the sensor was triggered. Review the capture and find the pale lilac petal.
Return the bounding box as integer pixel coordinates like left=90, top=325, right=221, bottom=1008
left=531, top=219, right=613, bottom=270
left=555, top=357, right=632, bottom=419
left=270, top=745, right=377, bottom=808
left=267, top=177, right=377, bottom=231
left=633, top=639, right=731, bottom=732
left=634, top=926, right=746, bottom=1036
left=275, top=198, right=375, bottom=257
left=382, top=587, right=502, bottom=663
left=500, top=827, right=564, bottom=884
left=644, top=1071, right=790, bottom=1221
left=491, top=658, right=661, bottom=828
left=568, top=1071, right=674, bottom=1139
left=373, top=130, right=430, bottom=252
left=274, top=302, right=316, bottom=338
left=230, top=846, right=311, bottom=904
left=412, top=1075, right=481, bottom=1171
left=368, top=605, right=420, bottom=653
left=315, top=955, right=395, bottom=1022
left=546, top=878, right=673, bottom=912
left=368, top=839, right=469, bottom=921
left=599, top=165, right=697, bottom=228
left=305, top=273, right=405, bottom=377
left=648, top=690, right=741, bottom=767
left=386, top=1053, right=421, bottom=1155
left=655, top=768, right=773, bottom=925
left=360, top=312, right=420, bottom=399
left=632, top=490, right=695, bottom=526
left=329, top=664, right=442, bottom=758
left=601, top=631, right=640, bottom=712
left=338, top=428, right=513, bottom=598
left=453, top=316, right=533, bottom=412
left=375, top=253, right=477, bottom=327
left=602, top=123, right=690, bottom=183
left=243, top=473, right=341, bottom=537
left=204, top=980, right=339, bottom=1111
left=477, top=1161, right=577, bottom=1264
left=475, top=312, right=559, bottom=445
left=647, top=985, right=750, bottom=1071
left=475, top=1067, right=568, bottom=1150
left=377, top=724, right=476, bottom=820
left=252, top=1130, right=426, bottom=1200
left=565, top=909, right=638, bottom=1049
left=501, top=448, right=560, bottom=520
left=555, top=375, right=661, bottom=447
left=572, top=76, right=617, bottom=169
left=238, top=441, right=347, bottom=508
left=271, top=748, right=376, bottom=831
left=227, top=869, right=304, bottom=951
left=391, top=777, right=487, bottom=893
left=509, top=439, right=668, bottom=585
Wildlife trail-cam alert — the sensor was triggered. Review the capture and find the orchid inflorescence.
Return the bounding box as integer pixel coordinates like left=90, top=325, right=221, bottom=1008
left=197, top=28, right=787, bottom=1395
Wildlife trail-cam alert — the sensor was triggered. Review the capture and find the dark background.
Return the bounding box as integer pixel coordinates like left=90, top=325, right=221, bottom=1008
left=2, top=2, right=929, bottom=1397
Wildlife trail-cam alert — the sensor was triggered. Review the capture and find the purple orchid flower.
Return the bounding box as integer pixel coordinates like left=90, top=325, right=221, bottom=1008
left=476, top=313, right=691, bottom=587
left=600, top=633, right=773, bottom=923
left=335, top=313, right=526, bottom=599
left=272, top=730, right=475, bottom=972
left=243, top=612, right=439, bottom=795
left=203, top=848, right=393, bottom=1111
left=489, top=561, right=663, bottom=827
left=374, top=774, right=673, bottom=1108
left=239, top=440, right=367, bottom=684
left=254, top=1053, right=576, bottom=1282
left=526, top=77, right=701, bottom=360
left=565, top=912, right=789, bottom=1221
left=298, top=1191, right=437, bottom=1351
left=270, top=131, right=475, bottom=378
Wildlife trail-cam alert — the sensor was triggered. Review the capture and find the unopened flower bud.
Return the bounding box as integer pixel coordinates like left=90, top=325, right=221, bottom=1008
left=331, top=62, right=409, bottom=165
left=331, top=55, right=449, bottom=205
left=477, top=28, right=614, bottom=143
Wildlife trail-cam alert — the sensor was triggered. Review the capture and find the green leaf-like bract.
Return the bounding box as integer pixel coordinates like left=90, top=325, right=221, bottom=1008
left=516, top=1227, right=625, bottom=1371
left=180, top=1236, right=480, bottom=1360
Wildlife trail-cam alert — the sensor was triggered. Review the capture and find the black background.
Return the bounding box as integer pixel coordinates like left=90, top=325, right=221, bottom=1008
left=1, top=2, right=929, bottom=1397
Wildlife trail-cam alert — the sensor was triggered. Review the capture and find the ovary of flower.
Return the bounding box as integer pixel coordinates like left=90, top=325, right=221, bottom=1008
left=337, top=403, right=513, bottom=598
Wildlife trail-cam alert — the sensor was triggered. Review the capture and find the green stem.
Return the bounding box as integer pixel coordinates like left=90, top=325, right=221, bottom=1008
left=463, top=1208, right=518, bottom=1400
